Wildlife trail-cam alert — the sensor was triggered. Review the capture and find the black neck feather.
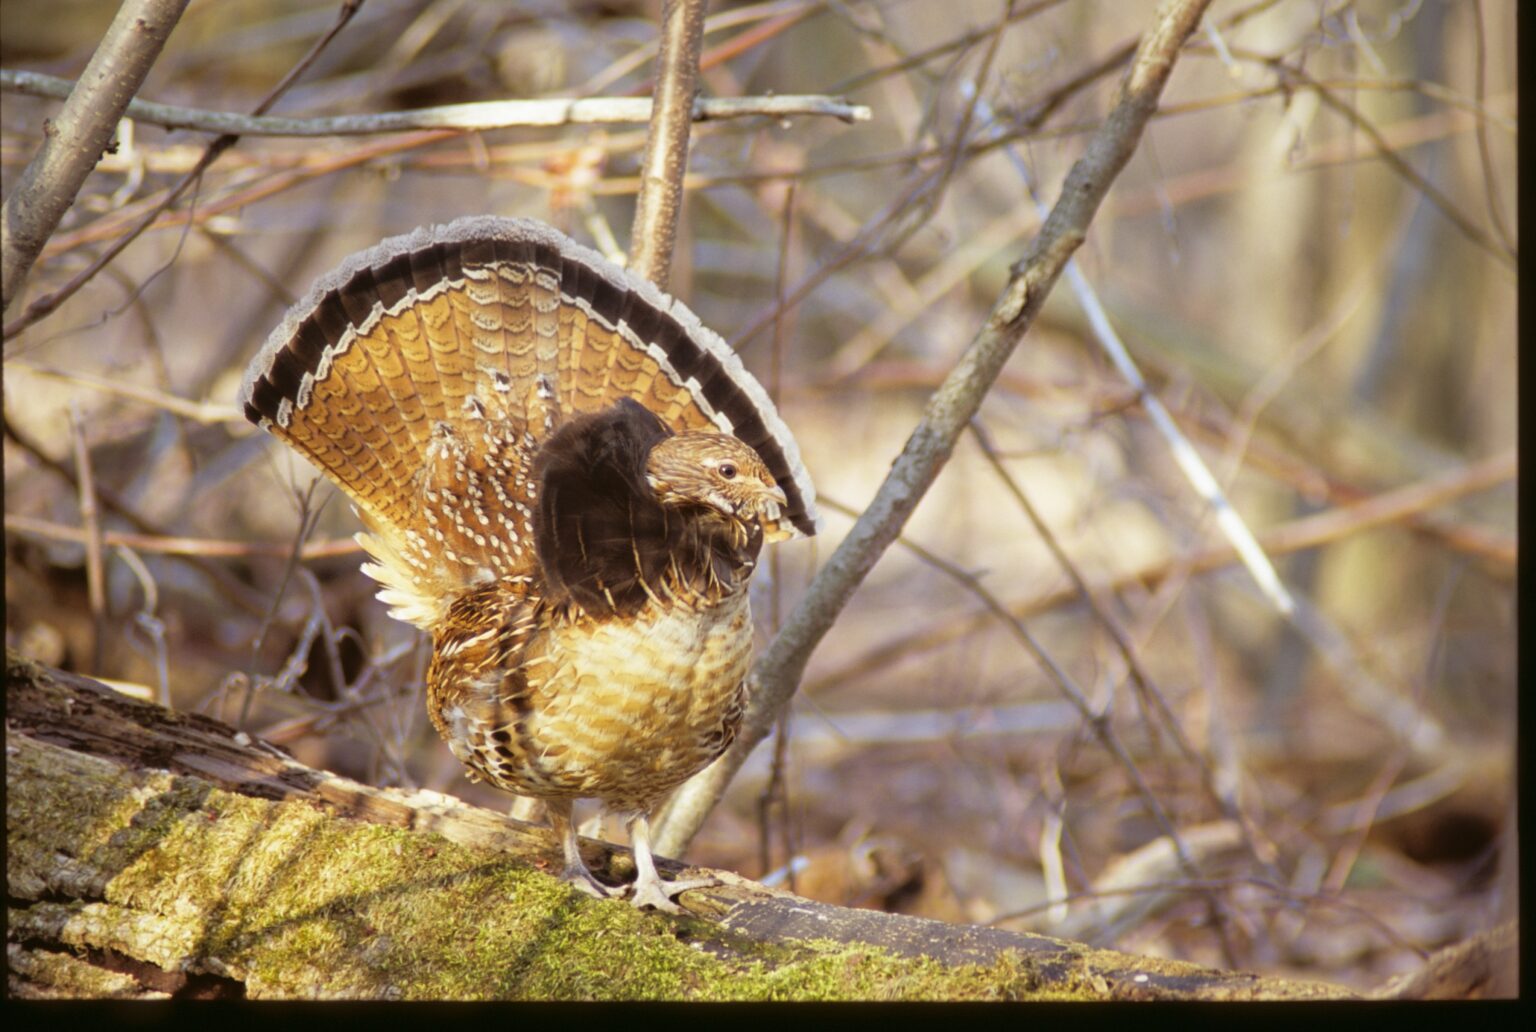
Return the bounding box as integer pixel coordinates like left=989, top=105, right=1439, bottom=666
left=532, top=399, right=763, bottom=616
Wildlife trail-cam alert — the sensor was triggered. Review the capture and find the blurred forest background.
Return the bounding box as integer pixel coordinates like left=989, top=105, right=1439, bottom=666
left=1, top=0, right=1516, bottom=994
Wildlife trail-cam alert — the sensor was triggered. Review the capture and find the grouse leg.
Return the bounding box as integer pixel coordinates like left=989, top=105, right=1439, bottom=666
left=547, top=798, right=620, bottom=899
left=624, top=812, right=719, bottom=913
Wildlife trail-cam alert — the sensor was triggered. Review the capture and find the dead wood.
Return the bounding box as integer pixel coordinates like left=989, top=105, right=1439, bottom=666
left=6, top=650, right=1354, bottom=1001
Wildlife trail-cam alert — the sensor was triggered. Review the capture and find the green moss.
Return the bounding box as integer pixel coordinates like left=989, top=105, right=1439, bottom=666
left=8, top=732, right=1080, bottom=1000
left=4, top=733, right=179, bottom=900
left=141, top=798, right=1069, bottom=1000
left=9, top=946, right=162, bottom=999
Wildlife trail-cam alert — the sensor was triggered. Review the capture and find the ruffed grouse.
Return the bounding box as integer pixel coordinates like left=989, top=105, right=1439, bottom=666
left=241, top=217, right=818, bottom=911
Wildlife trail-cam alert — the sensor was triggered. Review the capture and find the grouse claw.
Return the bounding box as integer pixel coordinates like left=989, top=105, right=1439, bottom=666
left=627, top=872, right=719, bottom=913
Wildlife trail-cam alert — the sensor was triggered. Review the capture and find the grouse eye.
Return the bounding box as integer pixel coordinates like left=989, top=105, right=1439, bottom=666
left=718, top=462, right=738, bottom=479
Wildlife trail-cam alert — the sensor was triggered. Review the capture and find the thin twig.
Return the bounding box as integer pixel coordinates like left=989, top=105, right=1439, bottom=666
left=67, top=401, right=106, bottom=673
left=723, top=6, right=1337, bottom=359
left=35, top=127, right=459, bottom=263
left=113, top=543, right=170, bottom=708
left=628, top=0, right=709, bottom=288
left=1468, top=0, right=1516, bottom=256
left=254, top=643, right=415, bottom=746
left=968, top=420, right=1272, bottom=864
left=731, top=168, right=941, bottom=353
left=894, top=0, right=1016, bottom=249
left=572, top=0, right=813, bottom=98
left=293, top=565, right=399, bottom=770
left=2, top=513, right=360, bottom=561
left=826, top=203, right=1039, bottom=378
left=6, top=361, right=243, bottom=423
left=827, top=0, right=1070, bottom=96
left=239, top=479, right=325, bottom=731
left=952, top=76, right=1419, bottom=798
left=1215, top=276, right=1373, bottom=486
left=195, top=225, right=300, bottom=313
left=1221, top=45, right=1516, bottom=272
left=655, top=0, right=1217, bottom=858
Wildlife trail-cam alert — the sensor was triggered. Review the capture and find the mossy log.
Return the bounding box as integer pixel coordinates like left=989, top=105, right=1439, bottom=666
left=6, top=651, right=1356, bottom=1001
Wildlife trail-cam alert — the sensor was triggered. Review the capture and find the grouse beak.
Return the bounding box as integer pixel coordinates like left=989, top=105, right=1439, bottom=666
left=761, top=481, right=788, bottom=507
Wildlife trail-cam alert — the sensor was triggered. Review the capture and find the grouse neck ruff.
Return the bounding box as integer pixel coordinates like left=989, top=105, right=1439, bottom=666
left=242, top=216, right=818, bottom=911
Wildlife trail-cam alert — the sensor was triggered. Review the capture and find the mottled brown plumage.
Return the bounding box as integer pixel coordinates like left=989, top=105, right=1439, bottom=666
left=242, top=217, right=817, bottom=910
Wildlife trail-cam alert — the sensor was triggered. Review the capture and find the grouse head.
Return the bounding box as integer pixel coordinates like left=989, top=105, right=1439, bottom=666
left=645, top=431, right=788, bottom=530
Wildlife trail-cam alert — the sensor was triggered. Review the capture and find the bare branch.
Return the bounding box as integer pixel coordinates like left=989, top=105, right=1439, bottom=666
left=1, top=70, right=870, bottom=135
left=627, top=0, right=709, bottom=287
left=1, top=0, right=190, bottom=313
left=655, top=0, right=1217, bottom=857
left=2, top=0, right=363, bottom=341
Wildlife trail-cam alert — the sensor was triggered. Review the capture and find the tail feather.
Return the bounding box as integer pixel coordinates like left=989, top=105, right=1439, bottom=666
left=242, top=217, right=820, bottom=630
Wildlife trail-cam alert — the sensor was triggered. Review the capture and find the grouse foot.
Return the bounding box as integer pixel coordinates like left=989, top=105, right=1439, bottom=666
left=625, top=813, right=718, bottom=913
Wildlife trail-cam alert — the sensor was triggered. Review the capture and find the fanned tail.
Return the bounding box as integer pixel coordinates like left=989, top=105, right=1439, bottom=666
left=242, top=217, right=819, bottom=629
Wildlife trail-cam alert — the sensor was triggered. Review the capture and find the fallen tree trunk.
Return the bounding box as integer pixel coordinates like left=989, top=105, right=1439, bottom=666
left=6, top=651, right=1354, bottom=1000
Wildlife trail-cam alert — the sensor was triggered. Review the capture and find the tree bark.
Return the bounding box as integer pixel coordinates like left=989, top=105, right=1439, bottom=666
left=6, top=650, right=1355, bottom=1001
